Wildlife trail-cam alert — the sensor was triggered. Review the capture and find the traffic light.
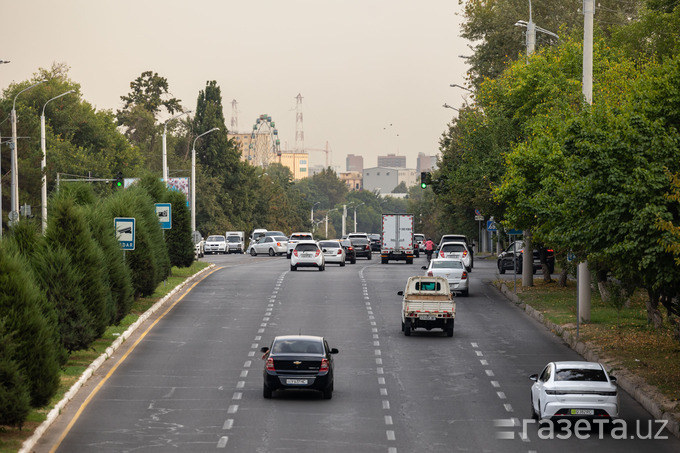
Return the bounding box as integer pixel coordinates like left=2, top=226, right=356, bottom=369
left=115, top=171, right=123, bottom=188
left=420, top=171, right=430, bottom=189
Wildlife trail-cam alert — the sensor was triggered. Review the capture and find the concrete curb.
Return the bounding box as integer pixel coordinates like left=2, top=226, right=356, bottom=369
left=495, top=281, right=680, bottom=439
left=19, top=264, right=216, bottom=453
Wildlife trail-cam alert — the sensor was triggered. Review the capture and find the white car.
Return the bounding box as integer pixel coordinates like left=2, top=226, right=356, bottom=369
left=250, top=235, right=288, bottom=256
left=287, top=232, right=314, bottom=259
left=319, top=240, right=346, bottom=266
left=290, top=240, right=325, bottom=271
left=530, top=361, right=619, bottom=420
left=425, top=258, right=469, bottom=296
left=204, top=235, right=227, bottom=254
left=437, top=242, right=472, bottom=271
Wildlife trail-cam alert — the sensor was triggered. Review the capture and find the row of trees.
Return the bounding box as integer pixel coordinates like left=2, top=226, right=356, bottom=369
left=0, top=176, right=193, bottom=427
left=435, top=1, right=680, bottom=332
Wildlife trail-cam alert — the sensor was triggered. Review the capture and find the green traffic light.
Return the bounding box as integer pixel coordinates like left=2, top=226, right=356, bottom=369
left=421, top=182, right=427, bottom=189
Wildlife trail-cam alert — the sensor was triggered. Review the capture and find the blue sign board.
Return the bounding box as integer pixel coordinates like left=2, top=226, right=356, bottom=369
left=155, top=203, right=172, bottom=229
left=508, top=228, right=523, bottom=235
left=115, top=217, right=135, bottom=250
left=487, top=220, right=497, bottom=232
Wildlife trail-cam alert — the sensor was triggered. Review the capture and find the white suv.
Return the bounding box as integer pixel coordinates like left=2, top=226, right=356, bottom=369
left=290, top=240, right=325, bottom=271
left=204, top=235, right=227, bottom=254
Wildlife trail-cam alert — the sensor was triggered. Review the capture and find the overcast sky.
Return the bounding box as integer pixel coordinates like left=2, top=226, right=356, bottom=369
left=2, top=0, right=471, bottom=171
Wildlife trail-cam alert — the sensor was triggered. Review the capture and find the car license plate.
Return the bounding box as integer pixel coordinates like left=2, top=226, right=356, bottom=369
left=302, top=253, right=312, bottom=258
left=286, top=379, right=308, bottom=385
left=570, top=409, right=594, bottom=415
left=419, top=314, right=436, bottom=321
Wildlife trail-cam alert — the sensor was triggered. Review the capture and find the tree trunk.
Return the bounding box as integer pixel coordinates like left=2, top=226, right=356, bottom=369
left=558, top=268, right=568, bottom=287
left=646, top=288, right=664, bottom=329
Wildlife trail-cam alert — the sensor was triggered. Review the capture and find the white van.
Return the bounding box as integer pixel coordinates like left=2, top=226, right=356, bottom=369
left=225, top=231, right=245, bottom=254
left=247, top=229, right=268, bottom=254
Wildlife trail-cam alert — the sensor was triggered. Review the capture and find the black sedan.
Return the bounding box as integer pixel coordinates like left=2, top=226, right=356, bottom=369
left=350, top=238, right=372, bottom=259
left=340, top=239, right=357, bottom=264
left=261, top=335, right=339, bottom=399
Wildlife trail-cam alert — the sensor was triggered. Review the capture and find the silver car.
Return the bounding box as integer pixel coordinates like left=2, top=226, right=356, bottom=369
left=204, top=235, right=227, bottom=254
left=319, top=240, right=346, bottom=266
left=250, top=235, right=288, bottom=256
left=290, top=240, right=325, bottom=271
left=426, top=258, right=469, bottom=296
left=437, top=242, right=472, bottom=271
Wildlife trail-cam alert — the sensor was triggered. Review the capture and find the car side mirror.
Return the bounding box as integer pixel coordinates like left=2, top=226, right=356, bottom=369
left=610, top=376, right=617, bottom=383
left=329, top=348, right=339, bottom=354
left=260, top=346, right=269, bottom=353
left=421, top=265, right=427, bottom=270
left=397, top=291, right=404, bottom=296
left=529, top=374, right=538, bottom=382
left=322, top=249, right=327, bottom=252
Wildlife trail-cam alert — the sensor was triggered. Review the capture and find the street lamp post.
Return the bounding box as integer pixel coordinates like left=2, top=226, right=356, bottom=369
left=0, top=61, right=9, bottom=237
left=311, top=201, right=320, bottom=229
left=191, top=127, right=219, bottom=233
left=442, top=103, right=459, bottom=111
left=325, top=208, right=337, bottom=238
left=11, top=80, right=45, bottom=224
left=353, top=203, right=364, bottom=233
left=41, top=90, right=75, bottom=234
left=162, top=110, right=192, bottom=183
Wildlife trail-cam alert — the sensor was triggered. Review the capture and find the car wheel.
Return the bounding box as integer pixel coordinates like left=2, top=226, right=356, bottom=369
left=515, top=260, right=523, bottom=274
left=446, top=319, right=454, bottom=337
left=250, top=248, right=257, bottom=256
left=401, top=320, right=405, bottom=332
left=530, top=393, right=538, bottom=420
left=286, top=252, right=291, bottom=259
left=406, top=258, right=413, bottom=264
left=498, top=261, right=505, bottom=274
left=381, top=258, right=388, bottom=264
left=322, top=385, right=333, bottom=399
left=268, top=248, right=275, bottom=257
left=463, top=289, right=469, bottom=297
left=404, top=318, right=412, bottom=336
left=290, top=265, right=297, bottom=271
left=340, top=260, right=345, bottom=267
left=548, top=264, right=555, bottom=274
left=367, top=253, right=372, bottom=260
left=351, top=258, right=356, bottom=264
left=319, top=264, right=325, bottom=271
left=263, top=384, right=272, bottom=399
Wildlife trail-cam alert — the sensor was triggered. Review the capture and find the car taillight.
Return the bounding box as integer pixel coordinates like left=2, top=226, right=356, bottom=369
left=337, top=249, right=342, bottom=255
left=293, top=250, right=298, bottom=257
left=427, top=271, right=433, bottom=276
left=266, top=357, right=275, bottom=371
left=348, top=246, right=353, bottom=251
left=320, top=358, right=329, bottom=373
left=461, top=271, right=467, bottom=280
left=277, top=242, right=282, bottom=246
left=315, top=250, right=320, bottom=257
left=462, top=250, right=468, bottom=257
left=440, top=251, right=445, bottom=258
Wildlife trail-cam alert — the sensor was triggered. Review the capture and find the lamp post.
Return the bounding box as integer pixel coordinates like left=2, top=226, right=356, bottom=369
left=325, top=208, right=337, bottom=238
left=442, top=103, right=459, bottom=111
left=311, top=201, right=320, bottom=229
left=41, top=90, right=75, bottom=234
left=449, top=83, right=473, bottom=93
left=162, top=110, right=192, bottom=183
left=353, top=203, right=364, bottom=233
left=191, top=127, right=219, bottom=233
left=11, top=80, right=45, bottom=224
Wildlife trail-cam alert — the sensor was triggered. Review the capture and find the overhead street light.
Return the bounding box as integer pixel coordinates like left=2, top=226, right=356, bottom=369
left=191, top=127, right=219, bottom=233
left=325, top=208, right=338, bottom=238
left=162, top=110, right=192, bottom=183
left=353, top=202, right=364, bottom=233
left=311, top=201, right=321, bottom=228
left=41, top=89, right=76, bottom=234
left=443, top=103, right=459, bottom=111
left=449, top=83, right=473, bottom=93
left=11, top=80, right=45, bottom=224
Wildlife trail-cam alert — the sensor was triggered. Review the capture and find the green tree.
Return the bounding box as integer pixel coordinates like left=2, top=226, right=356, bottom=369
left=0, top=320, right=31, bottom=428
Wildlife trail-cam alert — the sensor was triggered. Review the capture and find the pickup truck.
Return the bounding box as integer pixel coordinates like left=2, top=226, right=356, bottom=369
left=398, top=276, right=455, bottom=337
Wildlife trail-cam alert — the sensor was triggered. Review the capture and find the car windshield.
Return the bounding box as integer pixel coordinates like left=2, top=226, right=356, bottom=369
left=227, top=236, right=240, bottom=242
left=207, top=235, right=225, bottom=241
left=351, top=238, right=369, bottom=245
left=554, top=368, right=607, bottom=382
left=442, top=244, right=465, bottom=252
left=273, top=236, right=287, bottom=241
left=319, top=241, right=340, bottom=248
left=340, top=240, right=351, bottom=247
left=414, top=235, right=424, bottom=240
left=291, top=234, right=312, bottom=241
left=432, top=260, right=463, bottom=269
left=415, top=281, right=441, bottom=291
left=296, top=243, right=318, bottom=252
left=272, top=339, right=323, bottom=354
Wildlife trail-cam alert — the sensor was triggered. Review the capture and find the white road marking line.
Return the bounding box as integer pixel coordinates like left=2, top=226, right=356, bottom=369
left=375, top=349, right=381, bottom=356
left=491, top=380, right=500, bottom=388
left=376, top=358, right=383, bottom=365
left=222, top=419, right=233, bottom=430
left=378, top=377, right=385, bottom=385
left=383, top=400, right=390, bottom=409
left=232, top=392, right=242, bottom=400
left=504, top=404, right=513, bottom=412
left=217, top=436, right=228, bottom=448
left=380, top=388, right=388, bottom=396
left=471, top=342, right=478, bottom=348
left=374, top=341, right=380, bottom=346
left=485, top=369, right=495, bottom=377
left=248, top=351, right=255, bottom=357
left=497, top=392, right=506, bottom=399
left=228, top=405, right=238, bottom=414
left=244, top=361, right=252, bottom=368
left=385, top=415, right=393, bottom=425
left=480, top=359, right=488, bottom=365
left=237, top=381, right=245, bottom=388
left=475, top=350, right=483, bottom=356
left=386, top=430, right=395, bottom=441
left=377, top=367, right=384, bottom=374
left=240, top=370, right=248, bottom=378
left=251, top=344, right=258, bottom=349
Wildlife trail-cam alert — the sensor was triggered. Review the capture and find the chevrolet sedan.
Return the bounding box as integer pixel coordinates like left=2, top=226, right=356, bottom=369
left=426, top=258, right=469, bottom=296
left=319, top=240, right=346, bottom=266
left=250, top=235, right=288, bottom=256
left=530, top=361, right=619, bottom=420
left=261, top=335, right=339, bottom=399
left=290, top=240, right=325, bottom=271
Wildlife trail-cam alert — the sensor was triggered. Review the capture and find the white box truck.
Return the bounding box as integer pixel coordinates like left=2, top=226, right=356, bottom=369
left=380, top=213, right=415, bottom=264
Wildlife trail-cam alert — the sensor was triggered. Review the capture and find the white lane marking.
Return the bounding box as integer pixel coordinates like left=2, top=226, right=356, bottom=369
left=376, top=358, right=383, bottom=365
left=480, top=359, right=488, bottom=365
left=504, top=404, right=513, bottom=412
left=373, top=341, right=380, bottom=346
left=244, top=361, right=252, bottom=368
left=237, top=381, right=245, bottom=389
left=471, top=342, right=478, bottom=348
left=248, top=351, right=255, bottom=357
left=251, top=343, right=258, bottom=349
left=217, top=436, right=228, bottom=448
left=485, top=369, right=495, bottom=377
left=240, top=370, right=248, bottom=378
left=497, top=392, right=506, bottom=399
left=223, top=419, right=233, bottom=430
left=228, top=405, right=238, bottom=414
left=386, top=430, right=395, bottom=441
left=232, top=392, right=242, bottom=400
left=475, top=350, right=483, bottom=356
left=382, top=400, right=390, bottom=409
left=378, top=377, right=385, bottom=385
left=385, top=415, right=393, bottom=425
left=254, top=336, right=262, bottom=341
left=374, top=349, right=381, bottom=356
left=377, top=367, right=384, bottom=374
left=380, top=388, right=388, bottom=396
left=491, top=380, right=500, bottom=388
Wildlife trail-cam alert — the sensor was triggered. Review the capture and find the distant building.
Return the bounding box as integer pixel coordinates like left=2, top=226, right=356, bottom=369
left=339, top=172, right=362, bottom=191
left=346, top=154, right=364, bottom=172
left=416, top=152, right=437, bottom=173
left=362, top=167, right=417, bottom=193
left=279, top=152, right=309, bottom=180
left=377, top=153, right=406, bottom=168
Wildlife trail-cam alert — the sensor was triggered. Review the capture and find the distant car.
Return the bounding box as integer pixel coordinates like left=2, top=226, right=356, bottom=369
left=340, top=239, right=356, bottom=264
left=263, top=231, right=287, bottom=238
left=204, top=235, right=227, bottom=254
left=437, top=242, right=472, bottom=271
left=368, top=233, right=382, bottom=252
left=287, top=232, right=314, bottom=259
left=290, top=240, right=325, bottom=271
left=260, top=335, right=339, bottom=399
left=414, top=233, right=425, bottom=252
left=251, top=235, right=288, bottom=256
left=439, top=234, right=474, bottom=268
left=350, top=237, right=372, bottom=260
left=347, top=232, right=369, bottom=241
left=226, top=234, right=244, bottom=254
left=530, top=361, right=619, bottom=420
left=194, top=238, right=205, bottom=259
left=426, top=258, right=469, bottom=296
left=497, top=241, right=555, bottom=275
left=319, top=240, right=346, bottom=266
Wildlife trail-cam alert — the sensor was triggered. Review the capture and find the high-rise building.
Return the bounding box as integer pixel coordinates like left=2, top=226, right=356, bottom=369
left=377, top=153, right=406, bottom=168
left=346, top=154, right=364, bottom=172
left=416, top=152, right=437, bottom=173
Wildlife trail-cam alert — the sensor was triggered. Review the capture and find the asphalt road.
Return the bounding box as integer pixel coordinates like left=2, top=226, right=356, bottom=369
left=35, top=252, right=680, bottom=453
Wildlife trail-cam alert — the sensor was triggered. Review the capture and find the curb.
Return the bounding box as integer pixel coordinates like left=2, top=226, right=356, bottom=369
left=19, top=264, right=216, bottom=453
left=495, top=281, right=680, bottom=439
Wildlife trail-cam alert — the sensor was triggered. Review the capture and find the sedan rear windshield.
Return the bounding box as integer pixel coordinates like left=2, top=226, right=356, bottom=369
left=555, top=369, right=607, bottom=382
left=295, top=243, right=319, bottom=252
left=441, top=244, right=466, bottom=252
left=319, top=241, right=340, bottom=248
left=351, top=238, right=369, bottom=245
left=291, top=234, right=313, bottom=241
left=273, top=340, right=323, bottom=354
left=432, top=260, right=464, bottom=269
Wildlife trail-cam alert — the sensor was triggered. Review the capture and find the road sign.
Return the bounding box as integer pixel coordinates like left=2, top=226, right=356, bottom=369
left=508, top=228, right=523, bottom=235
left=192, top=230, right=202, bottom=245
left=475, top=215, right=484, bottom=221
left=487, top=220, right=497, bottom=231
left=115, top=217, right=135, bottom=250
left=475, top=208, right=481, bottom=216
left=155, top=203, right=172, bottom=229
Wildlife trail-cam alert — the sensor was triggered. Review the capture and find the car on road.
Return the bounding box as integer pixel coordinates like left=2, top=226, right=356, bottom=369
left=250, top=235, right=288, bottom=256
left=439, top=234, right=474, bottom=268
left=339, top=239, right=356, bottom=264
left=319, top=240, right=346, bottom=266
left=414, top=233, right=425, bottom=252
left=290, top=240, right=325, bottom=271
left=368, top=233, right=382, bottom=252
left=437, top=242, right=472, bottom=271
left=350, top=237, right=372, bottom=260
left=204, top=235, right=227, bottom=254
left=194, top=237, right=205, bottom=259
left=530, top=361, right=619, bottom=420
left=225, top=232, right=245, bottom=254
left=260, top=335, right=339, bottom=399
left=425, top=258, right=469, bottom=296
left=497, top=241, right=555, bottom=275
left=287, top=232, right=314, bottom=259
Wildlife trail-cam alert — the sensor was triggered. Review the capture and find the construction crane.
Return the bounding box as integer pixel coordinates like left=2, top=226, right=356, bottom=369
left=305, top=141, right=331, bottom=168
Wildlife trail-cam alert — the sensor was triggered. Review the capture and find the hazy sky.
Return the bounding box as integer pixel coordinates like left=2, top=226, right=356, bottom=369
left=2, top=0, right=471, bottom=171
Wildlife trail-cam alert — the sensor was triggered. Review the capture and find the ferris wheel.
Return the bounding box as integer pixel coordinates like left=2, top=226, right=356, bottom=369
left=246, top=114, right=281, bottom=168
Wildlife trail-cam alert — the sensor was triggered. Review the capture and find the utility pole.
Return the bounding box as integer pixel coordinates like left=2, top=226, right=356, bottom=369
left=579, top=0, right=594, bottom=322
